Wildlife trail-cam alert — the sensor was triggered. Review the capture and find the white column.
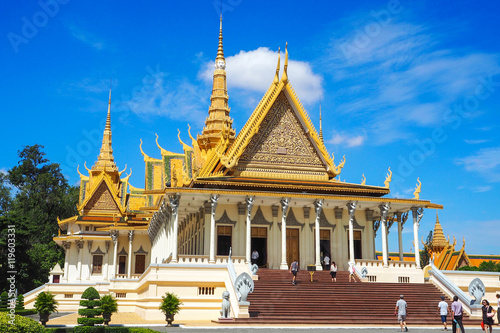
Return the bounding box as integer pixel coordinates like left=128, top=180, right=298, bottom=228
left=245, top=196, right=255, bottom=264
left=169, top=194, right=180, bottom=263
left=347, top=201, right=357, bottom=264
left=127, top=231, right=134, bottom=278
left=280, top=197, right=290, bottom=270
left=411, top=207, right=423, bottom=268
left=76, top=240, right=84, bottom=280
left=209, top=194, right=219, bottom=263
left=62, top=241, right=71, bottom=281
left=104, top=241, right=110, bottom=280
left=314, top=199, right=324, bottom=270
left=397, top=212, right=405, bottom=261
left=111, top=231, right=118, bottom=277
left=86, top=240, right=93, bottom=280
left=379, top=203, right=390, bottom=267
left=364, top=209, right=374, bottom=259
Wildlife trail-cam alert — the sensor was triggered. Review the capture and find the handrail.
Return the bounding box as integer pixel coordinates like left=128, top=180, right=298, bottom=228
left=428, top=261, right=480, bottom=314
left=225, top=248, right=242, bottom=318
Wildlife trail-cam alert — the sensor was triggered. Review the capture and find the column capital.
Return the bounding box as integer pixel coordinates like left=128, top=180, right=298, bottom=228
left=411, top=207, right=424, bottom=226
left=87, top=240, right=93, bottom=253
left=378, top=202, right=390, bottom=221
left=314, top=199, right=324, bottom=216
left=280, top=197, right=290, bottom=219
left=245, top=195, right=255, bottom=218
left=346, top=201, right=358, bottom=219
left=110, top=230, right=118, bottom=243
left=128, top=230, right=135, bottom=242
left=62, top=241, right=71, bottom=250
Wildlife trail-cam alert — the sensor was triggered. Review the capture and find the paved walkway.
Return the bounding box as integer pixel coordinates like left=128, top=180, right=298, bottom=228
left=42, top=312, right=489, bottom=332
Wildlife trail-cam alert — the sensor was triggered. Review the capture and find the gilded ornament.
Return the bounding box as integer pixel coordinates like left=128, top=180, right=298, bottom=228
left=361, top=174, right=366, bottom=185
left=413, top=177, right=422, bottom=199
left=384, top=167, right=392, bottom=188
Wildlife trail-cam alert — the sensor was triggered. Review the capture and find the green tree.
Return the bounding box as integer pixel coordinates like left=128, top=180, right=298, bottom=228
left=77, top=287, right=103, bottom=326
left=0, top=145, right=78, bottom=293
left=478, top=260, right=500, bottom=272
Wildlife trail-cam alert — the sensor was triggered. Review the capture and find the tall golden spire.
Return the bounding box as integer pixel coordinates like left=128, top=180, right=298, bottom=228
left=431, top=210, right=448, bottom=252
left=92, top=89, right=118, bottom=173
left=197, top=15, right=235, bottom=153
left=319, top=103, right=324, bottom=143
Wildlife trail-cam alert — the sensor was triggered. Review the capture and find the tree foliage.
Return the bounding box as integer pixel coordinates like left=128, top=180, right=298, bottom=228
left=458, top=260, right=500, bottom=272
left=78, top=287, right=104, bottom=326
left=0, top=145, right=79, bottom=293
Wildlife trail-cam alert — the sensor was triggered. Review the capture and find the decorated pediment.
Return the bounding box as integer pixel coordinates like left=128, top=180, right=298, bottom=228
left=235, top=92, right=328, bottom=180
left=83, top=180, right=121, bottom=215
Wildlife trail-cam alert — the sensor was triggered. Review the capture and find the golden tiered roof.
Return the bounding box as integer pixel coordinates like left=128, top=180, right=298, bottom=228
left=197, top=16, right=235, bottom=155
left=430, top=211, right=447, bottom=252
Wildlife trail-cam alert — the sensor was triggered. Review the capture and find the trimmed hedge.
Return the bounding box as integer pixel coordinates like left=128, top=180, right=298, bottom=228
left=0, top=311, right=45, bottom=333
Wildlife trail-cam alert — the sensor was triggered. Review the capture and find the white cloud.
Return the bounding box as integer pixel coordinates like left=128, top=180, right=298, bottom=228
left=473, top=186, right=492, bottom=192
left=122, top=72, right=208, bottom=125
left=325, top=20, right=500, bottom=145
left=68, top=25, right=104, bottom=50
left=327, top=133, right=365, bottom=147
left=199, top=47, right=323, bottom=104
left=455, top=147, right=500, bottom=182
left=0, top=168, right=7, bottom=175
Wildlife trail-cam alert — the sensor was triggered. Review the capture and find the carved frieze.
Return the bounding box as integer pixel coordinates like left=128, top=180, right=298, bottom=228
left=238, top=92, right=325, bottom=170
left=251, top=206, right=272, bottom=227
left=278, top=208, right=305, bottom=231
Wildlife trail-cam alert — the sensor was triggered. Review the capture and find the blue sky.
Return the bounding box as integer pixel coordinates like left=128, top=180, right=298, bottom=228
left=1, top=0, right=499, bottom=256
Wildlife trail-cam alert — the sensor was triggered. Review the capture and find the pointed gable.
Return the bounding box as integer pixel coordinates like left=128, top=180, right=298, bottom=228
left=83, top=180, right=121, bottom=215
left=235, top=91, right=328, bottom=180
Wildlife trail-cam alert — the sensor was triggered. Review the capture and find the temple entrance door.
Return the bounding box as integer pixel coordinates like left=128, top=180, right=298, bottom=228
left=347, top=230, right=363, bottom=260
left=217, top=225, right=232, bottom=256
left=320, top=229, right=331, bottom=263
left=251, top=227, right=267, bottom=267
left=135, top=255, right=145, bottom=274
left=286, top=228, right=299, bottom=267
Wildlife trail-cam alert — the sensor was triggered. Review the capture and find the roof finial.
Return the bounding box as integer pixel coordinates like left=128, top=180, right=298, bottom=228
left=281, top=42, right=288, bottom=83
left=273, top=47, right=281, bottom=85
left=319, top=103, right=324, bottom=143
left=216, top=13, right=224, bottom=60
left=92, top=85, right=118, bottom=172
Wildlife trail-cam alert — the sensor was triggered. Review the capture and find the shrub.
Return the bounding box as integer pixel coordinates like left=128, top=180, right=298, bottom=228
left=0, top=311, right=45, bottom=333
left=15, top=294, right=24, bottom=311
left=34, top=291, right=58, bottom=315
left=159, top=292, right=182, bottom=316
left=0, top=291, right=8, bottom=311
left=77, top=287, right=103, bottom=326
left=100, top=294, right=118, bottom=314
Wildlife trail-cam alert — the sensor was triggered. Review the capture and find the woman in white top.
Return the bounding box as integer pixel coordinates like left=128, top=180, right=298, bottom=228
left=330, top=261, right=337, bottom=282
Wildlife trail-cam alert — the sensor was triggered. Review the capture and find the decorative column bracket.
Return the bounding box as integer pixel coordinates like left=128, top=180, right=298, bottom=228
left=379, top=202, right=390, bottom=267
left=245, top=195, right=255, bottom=264
left=279, top=197, right=291, bottom=270
left=209, top=194, right=220, bottom=263
left=346, top=201, right=358, bottom=265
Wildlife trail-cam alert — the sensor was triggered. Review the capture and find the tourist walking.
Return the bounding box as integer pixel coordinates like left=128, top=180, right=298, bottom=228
left=395, top=294, right=408, bottom=332
left=438, top=295, right=449, bottom=331
left=251, top=249, right=259, bottom=265
left=323, top=254, right=330, bottom=270
left=348, top=262, right=356, bottom=282
left=451, top=295, right=466, bottom=333
left=330, top=261, right=337, bottom=282
left=289, top=259, right=299, bottom=285
left=482, top=299, right=497, bottom=333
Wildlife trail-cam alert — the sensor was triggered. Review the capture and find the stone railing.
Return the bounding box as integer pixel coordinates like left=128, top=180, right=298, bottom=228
left=174, top=255, right=246, bottom=265
left=428, top=261, right=482, bottom=317
left=354, top=259, right=422, bottom=283
left=113, top=274, right=140, bottom=280
left=356, top=259, right=416, bottom=268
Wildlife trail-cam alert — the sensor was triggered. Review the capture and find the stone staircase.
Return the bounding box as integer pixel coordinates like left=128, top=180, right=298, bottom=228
left=228, top=269, right=480, bottom=325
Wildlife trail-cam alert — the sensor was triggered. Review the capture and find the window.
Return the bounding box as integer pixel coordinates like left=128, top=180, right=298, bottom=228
left=92, top=255, right=103, bottom=274
left=118, top=256, right=126, bottom=274
left=135, top=255, right=145, bottom=274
